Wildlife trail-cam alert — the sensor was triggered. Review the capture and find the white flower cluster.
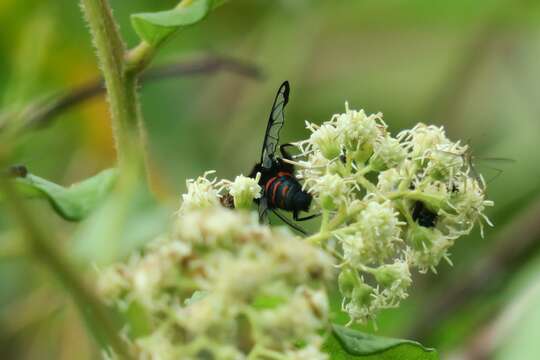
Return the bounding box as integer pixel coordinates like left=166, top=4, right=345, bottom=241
left=97, top=174, right=333, bottom=359
left=97, top=101, right=495, bottom=346
left=293, top=104, right=493, bottom=324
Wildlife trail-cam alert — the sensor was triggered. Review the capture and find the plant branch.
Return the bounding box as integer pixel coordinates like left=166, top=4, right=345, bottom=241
left=16, top=55, right=261, bottom=130
left=0, top=174, right=132, bottom=358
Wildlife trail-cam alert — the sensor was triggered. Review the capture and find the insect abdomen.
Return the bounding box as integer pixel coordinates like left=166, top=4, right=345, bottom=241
left=265, top=173, right=302, bottom=211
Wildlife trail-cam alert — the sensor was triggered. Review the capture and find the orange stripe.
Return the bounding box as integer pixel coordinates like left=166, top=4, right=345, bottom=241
left=277, top=171, right=292, bottom=178
left=280, top=184, right=289, bottom=208
left=271, top=180, right=281, bottom=206
left=265, top=177, right=278, bottom=194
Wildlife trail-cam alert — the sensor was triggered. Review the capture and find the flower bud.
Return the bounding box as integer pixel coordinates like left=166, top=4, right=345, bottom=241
left=335, top=105, right=383, bottom=152
left=345, top=201, right=403, bottom=263
left=349, top=143, right=374, bottom=164
left=351, top=280, right=374, bottom=308
left=229, top=174, right=261, bottom=210
left=373, top=261, right=411, bottom=289
left=377, top=168, right=402, bottom=193
left=338, top=268, right=357, bottom=298
left=310, top=174, right=349, bottom=211
left=432, top=156, right=462, bottom=181
left=404, top=123, right=451, bottom=159
left=370, top=136, right=406, bottom=171
left=309, top=124, right=341, bottom=160
left=406, top=222, right=435, bottom=250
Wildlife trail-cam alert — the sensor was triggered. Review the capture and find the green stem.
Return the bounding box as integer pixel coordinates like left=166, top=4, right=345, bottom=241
left=397, top=199, right=415, bottom=225
left=357, top=164, right=373, bottom=176
left=388, top=190, right=449, bottom=210
left=125, top=41, right=154, bottom=75
left=306, top=230, right=331, bottom=245
left=320, top=210, right=330, bottom=233
left=306, top=204, right=361, bottom=245
left=80, top=0, right=147, bottom=181
left=356, top=173, right=377, bottom=193
left=328, top=206, right=351, bottom=230
left=0, top=176, right=132, bottom=358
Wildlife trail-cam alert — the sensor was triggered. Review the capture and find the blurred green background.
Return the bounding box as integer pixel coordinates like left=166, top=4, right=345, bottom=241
left=1, top=0, right=540, bottom=359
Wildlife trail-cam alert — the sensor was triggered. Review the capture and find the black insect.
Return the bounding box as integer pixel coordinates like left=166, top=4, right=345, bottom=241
left=411, top=200, right=437, bottom=228
left=249, top=81, right=317, bottom=234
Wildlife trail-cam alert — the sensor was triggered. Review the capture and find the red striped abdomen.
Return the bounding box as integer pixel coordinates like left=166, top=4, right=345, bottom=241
left=264, top=172, right=301, bottom=211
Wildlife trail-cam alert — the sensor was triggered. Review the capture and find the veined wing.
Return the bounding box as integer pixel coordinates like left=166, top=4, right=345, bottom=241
left=258, top=196, right=269, bottom=223
left=260, top=81, right=290, bottom=168
left=470, top=156, right=516, bottom=187
left=474, top=157, right=516, bottom=164
left=435, top=149, right=515, bottom=188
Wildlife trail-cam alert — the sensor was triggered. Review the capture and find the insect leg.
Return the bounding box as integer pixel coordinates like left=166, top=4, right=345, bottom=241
left=481, top=166, right=504, bottom=186
left=271, top=209, right=307, bottom=235
left=279, top=143, right=296, bottom=160
left=293, top=211, right=321, bottom=222
left=258, top=197, right=269, bottom=224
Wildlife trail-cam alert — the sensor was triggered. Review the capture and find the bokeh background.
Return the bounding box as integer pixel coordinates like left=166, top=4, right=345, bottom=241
left=1, top=0, right=540, bottom=359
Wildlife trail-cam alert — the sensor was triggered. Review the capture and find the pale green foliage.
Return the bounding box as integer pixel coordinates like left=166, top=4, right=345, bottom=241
left=131, top=0, right=225, bottom=46
left=8, top=168, right=117, bottom=221
left=324, top=325, right=438, bottom=359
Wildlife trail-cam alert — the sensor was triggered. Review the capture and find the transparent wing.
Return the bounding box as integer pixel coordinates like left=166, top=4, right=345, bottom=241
left=467, top=156, right=515, bottom=187
left=260, top=81, right=290, bottom=168
left=258, top=196, right=269, bottom=223
left=475, top=157, right=516, bottom=164
left=434, top=150, right=515, bottom=189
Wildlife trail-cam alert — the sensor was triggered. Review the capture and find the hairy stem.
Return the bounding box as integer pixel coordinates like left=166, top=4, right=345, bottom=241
left=80, top=0, right=146, bottom=179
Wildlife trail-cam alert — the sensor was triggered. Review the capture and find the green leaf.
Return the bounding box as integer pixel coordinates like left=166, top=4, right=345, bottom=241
left=10, top=168, right=117, bottom=221
left=324, top=324, right=438, bottom=359
left=131, top=0, right=222, bottom=46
